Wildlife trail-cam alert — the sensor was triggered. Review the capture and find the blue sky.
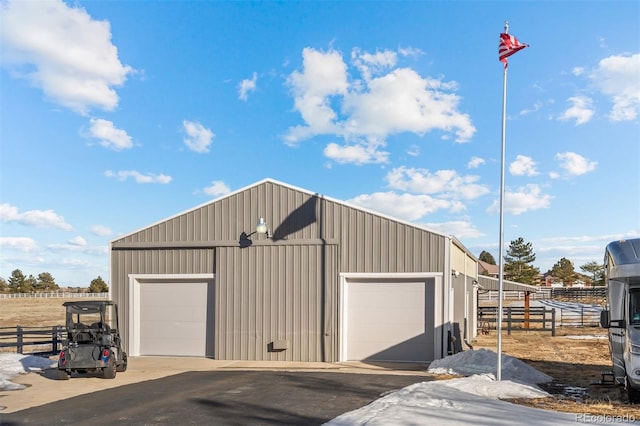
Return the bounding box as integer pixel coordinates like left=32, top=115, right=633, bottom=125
left=1, top=0, right=638, bottom=288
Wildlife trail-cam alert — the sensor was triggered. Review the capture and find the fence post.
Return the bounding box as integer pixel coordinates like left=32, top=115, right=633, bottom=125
left=52, top=326, right=59, bottom=354
left=17, top=325, right=23, bottom=354
left=507, top=307, right=512, bottom=335
left=551, top=308, right=556, bottom=336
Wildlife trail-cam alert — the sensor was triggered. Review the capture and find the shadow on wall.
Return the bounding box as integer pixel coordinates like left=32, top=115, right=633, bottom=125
left=271, top=196, right=318, bottom=241
left=350, top=323, right=461, bottom=366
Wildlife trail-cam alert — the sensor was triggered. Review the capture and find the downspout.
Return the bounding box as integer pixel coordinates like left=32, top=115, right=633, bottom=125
left=444, top=236, right=452, bottom=357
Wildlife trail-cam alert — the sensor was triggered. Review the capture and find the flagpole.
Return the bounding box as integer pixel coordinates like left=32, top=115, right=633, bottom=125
left=496, top=20, right=509, bottom=382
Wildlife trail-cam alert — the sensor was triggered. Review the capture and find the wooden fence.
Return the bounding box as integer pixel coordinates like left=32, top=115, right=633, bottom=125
left=477, top=306, right=556, bottom=335
left=0, top=325, right=64, bottom=355
left=550, top=287, right=606, bottom=299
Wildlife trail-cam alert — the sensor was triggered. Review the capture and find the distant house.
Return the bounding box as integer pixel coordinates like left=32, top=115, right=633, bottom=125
left=110, top=179, right=479, bottom=363
left=478, top=260, right=499, bottom=278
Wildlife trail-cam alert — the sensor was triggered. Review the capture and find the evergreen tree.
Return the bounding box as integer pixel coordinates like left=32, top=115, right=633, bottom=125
left=35, top=272, right=59, bottom=291
left=551, top=257, right=577, bottom=286
left=479, top=251, right=496, bottom=265
left=8, top=269, right=35, bottom=293
left=503, top=237, right=540, bottom=285
left=88, top=276, right=109, bottom=293
left=0, top=277, right=8, bottom=293
left=8, top=269, right=25, bottom=293
left=580, top=261, right=605, bottom=286
left=25, top=275, right=37, bottom=293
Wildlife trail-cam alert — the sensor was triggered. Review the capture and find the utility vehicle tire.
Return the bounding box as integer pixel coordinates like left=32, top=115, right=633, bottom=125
left=116, top=352, right=128, bottom=372
left=103, top=354, right=116, bottom=379
left=628, top=384, right=640, bottom=404
left=56, top=369, right=70, bottom=380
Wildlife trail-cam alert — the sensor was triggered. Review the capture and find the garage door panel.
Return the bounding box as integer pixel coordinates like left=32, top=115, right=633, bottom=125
left=142, top=306, right=205, bottom=322
left=139, top=280, right=213, bottom=357
left=346, top=280, right=433, bottom=362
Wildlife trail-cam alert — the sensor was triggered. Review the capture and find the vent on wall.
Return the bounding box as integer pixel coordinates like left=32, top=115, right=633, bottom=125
left=268, top=340, right=289, bottom=351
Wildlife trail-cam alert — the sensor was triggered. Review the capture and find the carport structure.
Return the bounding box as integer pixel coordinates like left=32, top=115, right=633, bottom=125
left=110, top=179, right=478, bottom=363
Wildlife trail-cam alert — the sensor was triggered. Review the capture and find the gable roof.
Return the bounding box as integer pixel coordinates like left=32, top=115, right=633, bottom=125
left=110, top=177, right=476, bottom=260
left=478, top=260, right=499, bottom=276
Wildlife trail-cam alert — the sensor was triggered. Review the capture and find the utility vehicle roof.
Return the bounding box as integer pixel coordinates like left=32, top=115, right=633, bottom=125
left=63, top=300, right=115, bottom=314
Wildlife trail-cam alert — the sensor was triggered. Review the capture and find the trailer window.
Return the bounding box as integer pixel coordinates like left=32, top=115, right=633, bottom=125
left=631, top=288, right=640, bottom=325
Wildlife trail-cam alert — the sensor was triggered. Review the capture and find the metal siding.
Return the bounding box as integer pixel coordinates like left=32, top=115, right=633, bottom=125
left=112, top=248, right=214, bottom=355
left=112, top=180, right=452, bottom=360
left=451, top=244, right=466, bottom=273
left=215, top=244, right=336, bottom=361
left=330, top=206, right=446, bottom=274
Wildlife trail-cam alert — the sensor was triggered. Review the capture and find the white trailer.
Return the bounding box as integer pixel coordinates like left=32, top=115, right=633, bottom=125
left=600, top=238, right=640, bottom=403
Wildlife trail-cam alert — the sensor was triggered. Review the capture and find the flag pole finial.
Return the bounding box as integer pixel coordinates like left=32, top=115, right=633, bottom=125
left=504, top=20, right=509, bottom=34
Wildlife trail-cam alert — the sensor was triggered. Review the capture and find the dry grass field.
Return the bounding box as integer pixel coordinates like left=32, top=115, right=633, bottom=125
left=1, top=297, right=639, bottom=417
left=0, top=297, right=78, bottom=328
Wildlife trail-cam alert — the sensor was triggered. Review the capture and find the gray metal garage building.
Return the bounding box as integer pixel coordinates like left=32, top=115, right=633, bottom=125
left=110, top=179, right=479, bottom=363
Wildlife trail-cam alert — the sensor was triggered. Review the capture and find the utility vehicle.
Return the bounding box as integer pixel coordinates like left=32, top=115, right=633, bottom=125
left=56, top=300, right=127, bottom=380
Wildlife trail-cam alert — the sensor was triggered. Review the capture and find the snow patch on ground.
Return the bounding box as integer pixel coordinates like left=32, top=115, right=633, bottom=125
left=427, top=348, right=552, bottom=384
left=0, top=353, right=56, bottom=391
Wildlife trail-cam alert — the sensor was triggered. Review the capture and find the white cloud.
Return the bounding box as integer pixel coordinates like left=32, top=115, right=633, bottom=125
left=386, top=167, right=490, bottom=200
left=88, top=118, right=133, bottom=150
left=572, top=67, right=585, bottom=76
left=467, top=157, right=485, bottom=169
left=348, top=191, right=453, bottom=222
left=285, top=47, right=476, bottom=164
left=68, top=236, right=87, bottom=246
left=203, top=181, right=231, bottom=197
left=348, top=166, right=489, bottom=221
left=487, top=184, right=552, bottom=215
left=519, top=101, right=542, bottom=116
left=285, top=47, right=348, bottom=145
left=421, top=221, right=485, bottom=239
left=48, top=242, right=107, bottom=255
left=590, top=53, right=640, bottom=121
left=182, top=120, right=214, bottom=153
left=555, top=152, right=597, bottom=176
left=509, top=155, right=538, bottom=176
left=351, top=48, right=397, bottom=80
left=342, top=67, right=475, bottom=141
left=398, top=46, right=424, bottom=58
left=90, top=225, right=112, bottom=236
left=104, top=170, right=172, bottom=184
left=0, top=237, right=39, bottom=252
left=0, top=0, right=133, bottom=114
left=238, top=72, right=257, bottom=101
left=0, top=203, right=72, bottom=230
left=406, top=145, right=420, bottom=157
left=557, top=96, right=595, bottom=125
left=323, top=142, right=389, bottom=165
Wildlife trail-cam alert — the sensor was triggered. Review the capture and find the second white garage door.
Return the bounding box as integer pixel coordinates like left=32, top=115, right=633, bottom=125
left=344, top=279, right=434, bottom=362
left=139, top=280, right=214, bottom=357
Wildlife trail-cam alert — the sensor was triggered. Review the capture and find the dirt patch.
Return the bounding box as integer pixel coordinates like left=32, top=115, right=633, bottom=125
left=473, top=328, right=640, bottom=417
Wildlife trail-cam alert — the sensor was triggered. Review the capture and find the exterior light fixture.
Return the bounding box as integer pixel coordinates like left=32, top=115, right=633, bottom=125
left=256, top=217, right=270, bottom=236
left=240, top=217, right=271, bottom=246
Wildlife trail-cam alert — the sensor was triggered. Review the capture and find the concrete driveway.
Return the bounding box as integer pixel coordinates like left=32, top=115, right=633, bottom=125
left=0, top=357, right=432, bottom=425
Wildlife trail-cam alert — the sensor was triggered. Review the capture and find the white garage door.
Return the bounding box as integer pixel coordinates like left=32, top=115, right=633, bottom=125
left=345, top=280, right=433, bottom=362
left=140, top=281, right=213, bottom=356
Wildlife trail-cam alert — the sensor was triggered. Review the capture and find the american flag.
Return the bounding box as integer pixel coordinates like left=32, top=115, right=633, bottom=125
left=499, top=33, right=528, bottom=68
